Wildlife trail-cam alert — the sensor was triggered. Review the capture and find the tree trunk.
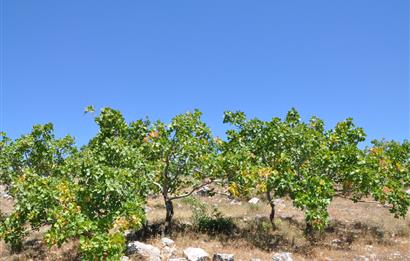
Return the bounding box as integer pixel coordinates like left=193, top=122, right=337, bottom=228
left=164, top=198, right=174, bottom=233
left=266, top=190, right=276, bottom=228
left=305, top=222, right=314, bottom=238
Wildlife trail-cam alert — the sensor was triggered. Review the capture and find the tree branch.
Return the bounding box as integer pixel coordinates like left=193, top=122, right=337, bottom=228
left=152, top=181, right=163, bottom=191
left=169, top=179, right=213, bottom=200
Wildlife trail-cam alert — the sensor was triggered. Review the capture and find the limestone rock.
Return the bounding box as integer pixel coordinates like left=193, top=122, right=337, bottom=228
left=161, top=237, right=175, bottom=247
left=197, top=186, right=214, bottom=196
left=126, top=241, right=161, bottom=261
left=272, top=252, right=293, bottom=261
left=248, top=197, right=260, bottom=204
left=213, top=253, right=234, bottom=261
left=183, top=247, right=210, bottom=261
left=162, top=246, right=177, bottom=259
left=230, top=199, right=242, bottom=205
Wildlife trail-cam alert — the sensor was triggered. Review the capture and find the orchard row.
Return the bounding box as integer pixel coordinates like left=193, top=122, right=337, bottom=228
left=0, top=107, right=409, bottom=259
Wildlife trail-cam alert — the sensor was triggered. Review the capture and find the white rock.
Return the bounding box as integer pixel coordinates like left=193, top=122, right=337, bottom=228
left=124, top=230, right=133, bottom=237
left=250, top=259, right=261, bottom=261
left=161, top=237, right=175, bottom=247
left=248, top=197, right=260, bottom=204
left=272, top=252, right=293, bottom=261
left=0, top=185, right=12, bottom=200
left=229, top=199, right=242, bottom=205
left=405, top=189, right=410, bottom=195
left=121, top=256, right=129, bottom=261
left=197, top=186, right=213, bottom=196
left=169, top=258, right=188, bottom=261
left=183, top=247, right=210, bottom=261
left=331, top=239, right=342, bottom=247
left=162, top=246, right=177, bottom=259
left=126, top=241, right=161, bottom=261
left=213, top=253, right=234, bottom=261
left=2, top=193, right=12, bottom=199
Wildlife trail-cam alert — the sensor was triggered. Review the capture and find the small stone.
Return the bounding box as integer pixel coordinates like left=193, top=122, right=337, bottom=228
left=162, top=246, right=177, bottom=259
left=331, top=239, right=342, bottom=247
left=406, top=189, right=410, bottom=195
left=121, top=256, right=129, bottom=261
left=213, top=253, right=234, bottom=261
left=169, top=258, right=188, bottom=261
left=183, top=247, right=210, bottom=261
left=3, top=193, right=12, bottom=199
left=124, top=230, right=133, bottom=237
left=161, top=237, right=175, bottom=247
left=230, top=199, right=242, bottom=205
left=126, top=241, right=161, bottom=261
left=197, top=186, right=214, bottom=196
left=0, top=186, right=12, bottom=200
left=250, top=259, right=261, bottom=261
left=272, top=252, right=293, bottom=261
left=248, top=197, right=260, bottom=204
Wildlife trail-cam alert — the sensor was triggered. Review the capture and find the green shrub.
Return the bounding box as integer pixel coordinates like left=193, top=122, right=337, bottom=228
left=184, top=196, right=235, bottom=234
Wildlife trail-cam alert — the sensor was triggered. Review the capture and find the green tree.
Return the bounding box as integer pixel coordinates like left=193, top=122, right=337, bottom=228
left=44, top=108, right=150, bottom=259
left=222, top=108, right=366, bottom=232
left=345, top=139, right=410, bottom=217
left=144, top=109, right=218, bottom=232
left=0, top=124, right=76, bottom=251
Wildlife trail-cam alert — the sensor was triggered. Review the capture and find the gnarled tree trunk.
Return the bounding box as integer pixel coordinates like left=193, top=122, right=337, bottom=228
left=266, top=189, right=276, bottom=228
left=164, top=197, right=174, bottom=233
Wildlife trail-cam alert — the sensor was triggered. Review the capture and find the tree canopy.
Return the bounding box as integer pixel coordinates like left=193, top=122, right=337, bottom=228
left=0, top=107, right=409, bottom=259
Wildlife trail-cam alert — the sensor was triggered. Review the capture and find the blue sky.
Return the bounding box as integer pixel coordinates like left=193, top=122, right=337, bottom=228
left=1, top=1, right=409, bottom=146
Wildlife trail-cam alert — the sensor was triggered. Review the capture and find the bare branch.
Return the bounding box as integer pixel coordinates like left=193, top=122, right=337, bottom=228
left=169, top=179, right=213, bottom=200
left=152, top=181, right=163, bottom=191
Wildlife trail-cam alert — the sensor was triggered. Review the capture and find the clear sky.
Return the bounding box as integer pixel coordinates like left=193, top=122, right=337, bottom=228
left=1, top=1, right=409, bottom=146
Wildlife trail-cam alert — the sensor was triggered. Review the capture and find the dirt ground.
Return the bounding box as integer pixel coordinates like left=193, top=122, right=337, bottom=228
left=1, top=186, right=410, bottom=261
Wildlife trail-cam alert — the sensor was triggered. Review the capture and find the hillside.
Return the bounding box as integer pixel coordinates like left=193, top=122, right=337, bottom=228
left=2, top=185, right=409, bottom=261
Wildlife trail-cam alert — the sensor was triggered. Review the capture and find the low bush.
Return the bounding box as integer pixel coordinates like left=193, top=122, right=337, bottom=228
left=184, top=196, right=235, bottom=234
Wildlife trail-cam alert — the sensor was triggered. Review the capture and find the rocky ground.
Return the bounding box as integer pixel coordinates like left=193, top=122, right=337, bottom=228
left=1, top=185, right=410, bottom=260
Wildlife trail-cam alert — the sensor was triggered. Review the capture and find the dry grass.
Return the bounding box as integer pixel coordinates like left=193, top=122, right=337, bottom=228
left=1, top=185, right=410, bottom=260
left=0, top=226, right=79, bottom=261
left=142, top=192, right=410, bottom=260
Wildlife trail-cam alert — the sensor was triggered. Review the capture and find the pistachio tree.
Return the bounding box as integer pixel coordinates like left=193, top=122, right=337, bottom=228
left=0, top=124, right=76, bottom=251
left=346, top=139, right=410, bottom=217
left=222, top=108, right=366, bottom=231
left=144, top=109, right=218, bottom=232
left=44, top=108, right=151, bottom=259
